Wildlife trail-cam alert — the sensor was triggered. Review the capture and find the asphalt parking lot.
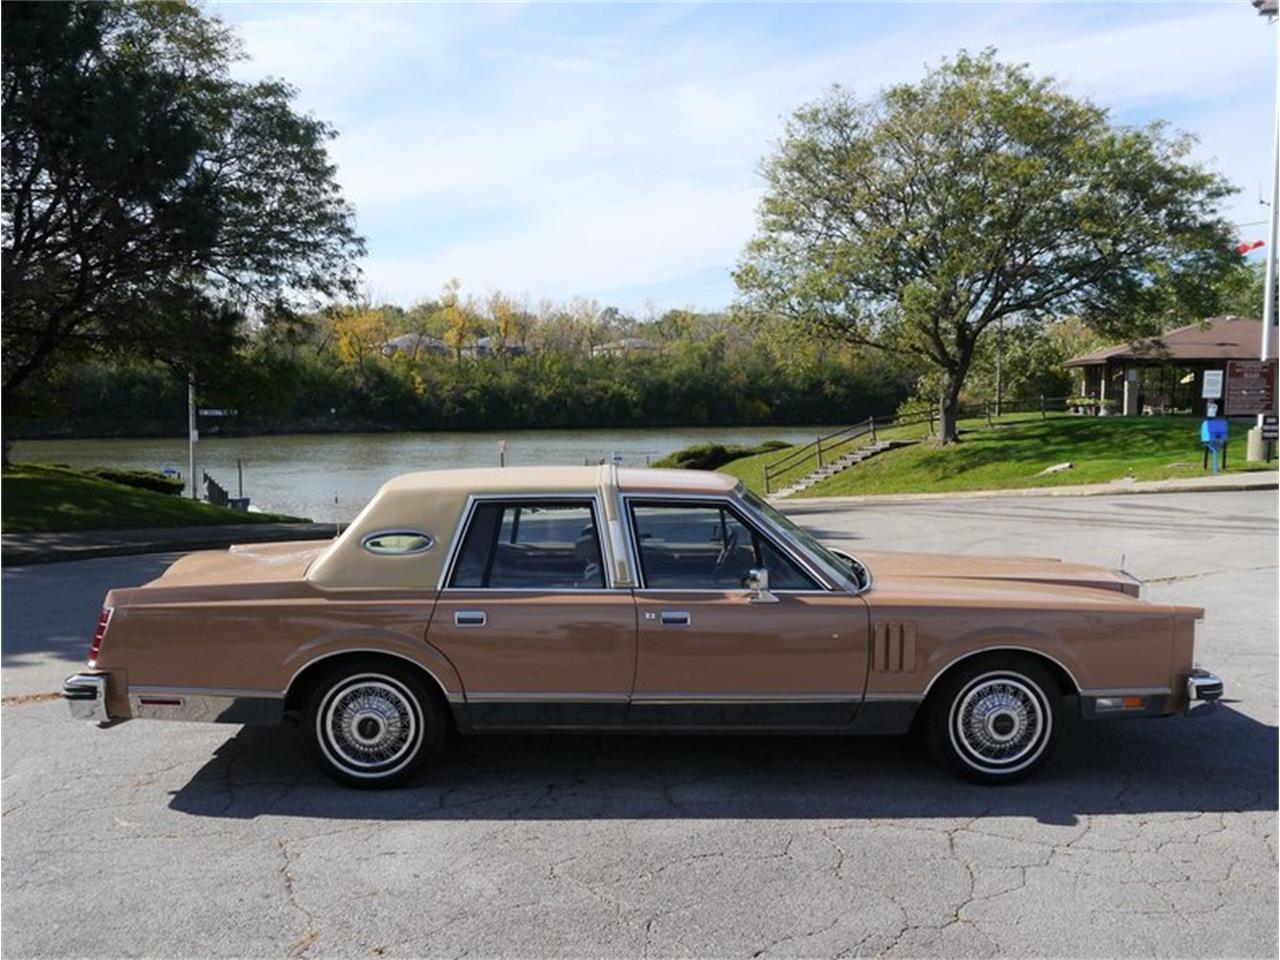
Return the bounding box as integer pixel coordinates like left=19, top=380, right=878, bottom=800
left=2, top=490, right=1276, bottom=958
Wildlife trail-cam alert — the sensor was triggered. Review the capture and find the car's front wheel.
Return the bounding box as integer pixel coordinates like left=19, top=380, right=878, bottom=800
left=926, top=654, right=1061, bottom=784
left=303, top=660, right=447, bottom=788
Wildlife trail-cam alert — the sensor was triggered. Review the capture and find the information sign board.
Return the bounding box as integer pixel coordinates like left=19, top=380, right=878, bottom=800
left=1224, top=361, right=1277, bottom=416
left=1201, top=369, right=1224, bottom=400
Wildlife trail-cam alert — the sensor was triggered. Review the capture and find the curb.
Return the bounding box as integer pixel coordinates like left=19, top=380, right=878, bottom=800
left=1, top=522, right=345, bottom=567
left=775, top=473, right=1279, bottom=509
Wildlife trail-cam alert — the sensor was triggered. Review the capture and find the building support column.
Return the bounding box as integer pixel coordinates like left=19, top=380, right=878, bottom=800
left=1122, top=366, right=1140, bottom=416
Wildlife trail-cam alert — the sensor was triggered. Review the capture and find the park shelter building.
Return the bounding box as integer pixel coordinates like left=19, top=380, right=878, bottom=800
left=1064, top=315, right=1277, bottom=416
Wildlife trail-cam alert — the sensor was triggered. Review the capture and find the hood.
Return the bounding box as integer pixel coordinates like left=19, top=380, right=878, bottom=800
left=145, top=540, right=328, bottom=588
left=856, top=550, right=1143, bottom=598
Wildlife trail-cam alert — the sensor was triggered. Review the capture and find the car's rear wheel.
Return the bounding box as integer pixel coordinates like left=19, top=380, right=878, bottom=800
left=303, top=660, right=447, bottom=788
left=926, top=654, right=1061, bottom=784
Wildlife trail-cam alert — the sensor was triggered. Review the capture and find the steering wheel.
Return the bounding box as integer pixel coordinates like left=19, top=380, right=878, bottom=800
left=711, top=528, right=740, bottom=576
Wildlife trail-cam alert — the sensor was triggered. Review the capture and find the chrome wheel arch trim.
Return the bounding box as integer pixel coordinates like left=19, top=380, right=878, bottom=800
left=284, top=647, right=463, bottom=704
left=918, top=645, right=1083, bottom=702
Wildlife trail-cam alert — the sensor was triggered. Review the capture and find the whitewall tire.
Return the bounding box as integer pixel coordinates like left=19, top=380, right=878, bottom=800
left=927, top=655, right=1062, bottom=784
left=303, top=659, right=447, bottom=788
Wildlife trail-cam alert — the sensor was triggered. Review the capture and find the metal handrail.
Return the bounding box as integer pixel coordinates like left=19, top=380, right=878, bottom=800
left=762, top=396, right=1069, bottom=493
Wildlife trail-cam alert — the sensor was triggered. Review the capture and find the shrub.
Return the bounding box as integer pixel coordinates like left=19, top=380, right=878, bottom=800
left=652, top=439, right=789, bottom=471
left=84, top=466, right=184, bottom=496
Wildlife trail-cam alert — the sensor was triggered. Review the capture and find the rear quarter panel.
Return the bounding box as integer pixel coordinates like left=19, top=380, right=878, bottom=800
left=96, top=582, right=460, bottom=717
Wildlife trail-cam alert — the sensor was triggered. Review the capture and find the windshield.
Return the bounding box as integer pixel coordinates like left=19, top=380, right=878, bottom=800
left=740, top=488, right=865, bottom=591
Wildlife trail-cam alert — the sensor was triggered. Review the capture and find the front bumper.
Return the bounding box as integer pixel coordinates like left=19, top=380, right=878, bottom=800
left=1185, top=668, right=1224, bottom=717
left=63, top=673, right=111, bottom=724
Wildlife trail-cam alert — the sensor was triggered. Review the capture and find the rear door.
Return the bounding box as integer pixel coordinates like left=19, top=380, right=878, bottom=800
left=426, top=496, right=637, bottom=729
left=625, top=498, right=869, bottom=730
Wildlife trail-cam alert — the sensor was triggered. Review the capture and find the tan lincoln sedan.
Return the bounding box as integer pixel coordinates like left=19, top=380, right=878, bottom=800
left=63, top=465, right=1222, bottom=787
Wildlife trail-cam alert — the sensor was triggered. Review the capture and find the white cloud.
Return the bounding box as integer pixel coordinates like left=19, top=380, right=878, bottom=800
left=1004, top=10, right=1271, bottom=108
left=213, top=2, right=1275, bottom=311
left=363, top=177, right=759, bottom=306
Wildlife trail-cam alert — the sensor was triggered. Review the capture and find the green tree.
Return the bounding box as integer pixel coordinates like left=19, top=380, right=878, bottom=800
left=1213, top=260, right=1272, bottom=319
left=438, top=278, right=473, bottom=365
left=1, top=1, right=364, bottom=410
left=735, top=50, right=1237, bottom=442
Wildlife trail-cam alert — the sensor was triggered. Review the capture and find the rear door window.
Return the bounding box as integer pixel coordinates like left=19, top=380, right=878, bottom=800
left=449, top=500, right=605, bottom=589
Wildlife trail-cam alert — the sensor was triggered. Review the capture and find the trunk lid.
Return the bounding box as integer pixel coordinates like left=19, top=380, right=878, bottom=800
left=146, top=540, right=328, bottom=588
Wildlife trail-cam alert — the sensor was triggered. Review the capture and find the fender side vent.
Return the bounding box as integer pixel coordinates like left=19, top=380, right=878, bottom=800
left=873, top=622, right=917, bottom=673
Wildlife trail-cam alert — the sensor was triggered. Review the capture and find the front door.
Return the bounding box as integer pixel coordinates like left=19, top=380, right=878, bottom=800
left=426, top=497, right=636, bottom=729
left=625, top=498, right=869, bottom=730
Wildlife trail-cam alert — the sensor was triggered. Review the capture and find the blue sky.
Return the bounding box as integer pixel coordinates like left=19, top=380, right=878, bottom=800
left=212, top=1, right=1275, bottom=314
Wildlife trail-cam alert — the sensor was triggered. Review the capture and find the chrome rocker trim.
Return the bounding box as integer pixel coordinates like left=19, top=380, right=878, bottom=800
left=1185, top=668, right=1224, bottom=717
left=62, top=673, right=110, bottom=724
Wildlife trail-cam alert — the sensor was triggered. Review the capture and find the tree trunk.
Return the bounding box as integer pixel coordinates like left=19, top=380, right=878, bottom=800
left=938, top=368, right=965, bottom=444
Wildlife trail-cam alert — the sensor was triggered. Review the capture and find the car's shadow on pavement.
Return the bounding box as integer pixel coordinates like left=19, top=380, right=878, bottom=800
left=168, top=705, right=1276, bottom=825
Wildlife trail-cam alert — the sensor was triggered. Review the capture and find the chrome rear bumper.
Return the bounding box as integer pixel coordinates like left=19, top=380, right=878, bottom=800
left=63, top=673, right=110, bottom=724
left=1185, top=668, right=1224, bottom=717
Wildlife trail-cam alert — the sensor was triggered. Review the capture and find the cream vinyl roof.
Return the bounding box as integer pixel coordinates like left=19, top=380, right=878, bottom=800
left=305, top=465, right=740, bottom=591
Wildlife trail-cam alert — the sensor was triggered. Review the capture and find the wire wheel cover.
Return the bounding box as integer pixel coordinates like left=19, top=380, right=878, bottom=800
left=320, top=676, right=420, bottom=772
left=951, top=673, right=1049, bottom=771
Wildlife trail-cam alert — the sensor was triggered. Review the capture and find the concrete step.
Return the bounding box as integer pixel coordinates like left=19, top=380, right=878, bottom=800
left=772, top=439, right=913, bottom=498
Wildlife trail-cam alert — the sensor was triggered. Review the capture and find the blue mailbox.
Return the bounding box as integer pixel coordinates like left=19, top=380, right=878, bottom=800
left=1200, top=418, right=1227, bottom=444
left=1201, top=417, right=1228, bottom=473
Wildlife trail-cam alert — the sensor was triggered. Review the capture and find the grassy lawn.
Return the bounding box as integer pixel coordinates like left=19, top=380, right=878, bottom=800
left=720, top=411, right=1055, bottom=494
left=798, top=416, right=1275, bottom=497
left=2, top=463, right=306, bottom=533
left=720, top=415, right=1278, bottom=498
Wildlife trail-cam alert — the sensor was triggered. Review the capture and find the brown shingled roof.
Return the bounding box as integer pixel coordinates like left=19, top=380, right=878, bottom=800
left=1064, top=315, right=1278, bottom=368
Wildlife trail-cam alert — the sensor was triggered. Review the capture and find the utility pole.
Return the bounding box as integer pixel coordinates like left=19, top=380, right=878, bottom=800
left=187, top=373, right=198, bottom=500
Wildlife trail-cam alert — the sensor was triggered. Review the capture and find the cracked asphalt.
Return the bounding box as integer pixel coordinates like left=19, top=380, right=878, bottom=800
left=2, top=489, right=1276, bottom=958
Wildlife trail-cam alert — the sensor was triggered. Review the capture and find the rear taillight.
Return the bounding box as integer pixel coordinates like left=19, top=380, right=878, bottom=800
left=88, top=607, right=113, bottom=667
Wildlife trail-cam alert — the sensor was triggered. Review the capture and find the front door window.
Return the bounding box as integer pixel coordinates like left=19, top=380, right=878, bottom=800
left=629, top=502, right=817, bottom=590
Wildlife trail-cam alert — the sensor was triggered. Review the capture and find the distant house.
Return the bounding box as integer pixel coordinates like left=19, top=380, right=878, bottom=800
left=591, top=338, right=659, bottom=358
left=381, top=333, right=449, bottom=358
left=1064, top=315, right=1277, bottom=416
left=467, top=336, right=527, bottom=358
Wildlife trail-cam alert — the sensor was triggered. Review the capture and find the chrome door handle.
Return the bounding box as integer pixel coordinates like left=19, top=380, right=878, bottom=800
left=455, top=610, right=487, bottom=628
left=660, top=610, right=691, bottom=627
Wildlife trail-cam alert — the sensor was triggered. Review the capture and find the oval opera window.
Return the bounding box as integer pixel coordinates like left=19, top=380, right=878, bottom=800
left=361, top=530, right=435, bottom=555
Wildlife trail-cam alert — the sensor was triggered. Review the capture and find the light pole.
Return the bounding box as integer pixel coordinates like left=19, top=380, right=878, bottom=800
left=1248, top=0, right=1279, bottom=460
left=1259, top=0, right=1278, bottom=365
left=187, top=372, right=198, bottom=500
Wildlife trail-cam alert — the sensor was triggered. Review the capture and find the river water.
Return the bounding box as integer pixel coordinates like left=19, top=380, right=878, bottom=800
left=13, top=426, right=825, bottom=523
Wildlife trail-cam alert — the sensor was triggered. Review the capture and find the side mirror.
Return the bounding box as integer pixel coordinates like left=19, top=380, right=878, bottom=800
left=746, top=567, right=780, bottom=604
